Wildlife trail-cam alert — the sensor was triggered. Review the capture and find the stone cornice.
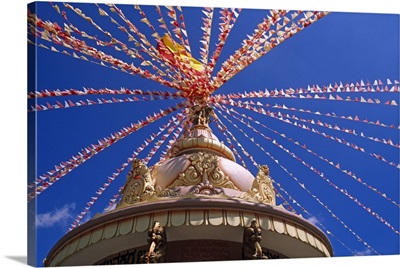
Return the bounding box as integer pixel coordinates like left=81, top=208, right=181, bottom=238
left=45, top=198, right=333, bottom=266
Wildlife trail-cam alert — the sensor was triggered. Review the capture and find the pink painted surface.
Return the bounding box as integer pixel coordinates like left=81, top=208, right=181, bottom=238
left=154, top=153, right=255, bottom=191
left=154, top=154, right=191, bottom=189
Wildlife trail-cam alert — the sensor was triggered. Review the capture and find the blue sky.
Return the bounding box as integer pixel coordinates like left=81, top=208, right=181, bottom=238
left=16, top=0, right=400, bottom=267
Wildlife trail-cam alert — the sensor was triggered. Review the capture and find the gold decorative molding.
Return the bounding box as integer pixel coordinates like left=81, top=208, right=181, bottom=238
left=117, top=158, right=155, bottom=208
left=173, top=137, right=235, bottom=161
left=191, top=182, right=223, bottom=195
left=168, top=151, right=239, bottom=190
left=244, top=165, right=276, bottom=205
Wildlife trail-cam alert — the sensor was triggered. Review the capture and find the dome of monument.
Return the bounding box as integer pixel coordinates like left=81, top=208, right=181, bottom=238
left=152, top=152, right=255, bottom=192
left=151, top=122, right=254, bottom=192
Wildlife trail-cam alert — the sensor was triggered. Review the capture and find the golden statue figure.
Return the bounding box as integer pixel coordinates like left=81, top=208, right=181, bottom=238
left=140, top=221, right=167, bottom=263
left=242, top=219, right=268, bottom=260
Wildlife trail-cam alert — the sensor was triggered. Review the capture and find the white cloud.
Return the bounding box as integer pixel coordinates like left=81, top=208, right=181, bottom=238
left=307, top=216, right=319, bottom=225
left=36, top=203, right=76, bottom=228
left=355, top=249, right=373, bottom=256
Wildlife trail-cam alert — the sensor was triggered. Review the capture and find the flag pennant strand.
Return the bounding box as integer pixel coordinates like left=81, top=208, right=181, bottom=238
left=214, top=105, right=381, bottom=254
left=28, top=102, right=185, bottom=201
left=67, top=114, right=184, bottom=231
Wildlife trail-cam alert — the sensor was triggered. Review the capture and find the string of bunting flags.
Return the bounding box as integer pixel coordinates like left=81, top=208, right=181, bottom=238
left=214, top=108, right=356, bottom=254
left=220, top=99, right=400, bottom=169
left=211, top=11, right=329, bottom=90
left=68, top=113, right=185, bottom=231
left=210, top=94, right=399, bottom=129
left=213, top=117, right=249, bottom=169
left=29, top=5, right=336, bottom=96
left=216, top=113, right=305, bottom=213
left=214, top=105, right=365, bottom=256
left=28, top=87, right=184, bottom=99
left=216, top=104, right=399, bottom=236
left=205, top=8, right=240, bottom=71
left=264, top=147, right=381, bottom=255
left=28, top=9, right=178, bottom=89
left=28, top=94, right=183, bottom=112
left=223, top=106, right=399, bottom=208
left=214, top=79, right=399, bottom=99
left=199, top=7, right=213, bottom=65
left=99, top=114, right=187, bottom=220
left=212, top=83, right=399, bottom=107
left=271, top=177, right=357, bottom=255
left=223, top=100, right=400, bottom=149
left=213, top=105, right=381, bottom=254
left=27, top=102, right=185, bottom=201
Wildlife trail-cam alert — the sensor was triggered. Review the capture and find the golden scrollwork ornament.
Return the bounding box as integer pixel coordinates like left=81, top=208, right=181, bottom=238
left=168, top=151, right=238, bottom=190
left=246, top=165, right=276, bottom=205
left=117, top=158, right=155, bottom=207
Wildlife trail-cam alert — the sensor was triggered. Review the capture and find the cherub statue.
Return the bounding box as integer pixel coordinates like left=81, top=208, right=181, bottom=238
left=139, top=221, right=167, bottom=263
left=242, top=219, right=268, bottom=259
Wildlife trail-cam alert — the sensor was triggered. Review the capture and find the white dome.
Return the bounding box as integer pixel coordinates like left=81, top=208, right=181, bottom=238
left=153, top=153, right=254, bottom=191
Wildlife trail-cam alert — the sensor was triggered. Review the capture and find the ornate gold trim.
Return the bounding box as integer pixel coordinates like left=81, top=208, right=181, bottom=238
left=168, top=151, right=239, bottom=190
left=117, top=159, right=155, bottom=208
left=245, top=165, right=276, bottom=205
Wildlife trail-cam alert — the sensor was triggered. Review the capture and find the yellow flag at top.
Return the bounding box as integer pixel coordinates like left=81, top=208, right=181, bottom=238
left=158, top=34, right=204, bottom=73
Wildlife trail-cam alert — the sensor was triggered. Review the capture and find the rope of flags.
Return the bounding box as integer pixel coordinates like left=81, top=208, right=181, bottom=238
left=67, top=113, right=184, bottom=232
left=28, top=9, right=178, bottom=89
left=272, top=177, right=357, bottom=256
left=228, top=100, right=399, bottom=150
left=99, top=115, right=187, bottom=217
left=221, top=99, right=400, bottom=169
left=131, top=4, right=186, bottom=83
left=214, top=79, right=399, bottom=99
left=211, top=94, right=399, bottom=129
left=211, top=11, right=329, bottom=90
left=29, top=5, right=337, bottom=97
left=28, top=94, right=182, bottom=112
left=164, top=6, right=192, bottom=54
left=28, top=87, right=184, bottom=99
left=153, top=5, right=186, bottom=82
left=218, top=104, right=399, bottom=235
left=26, top=36, right=129, bottom=75
left=99, top=4, right=181, bottom=82
left=224, top=106, right=400, bottom=208
left=206, top=8, right=240, bottom=70
left=214, top=105, right=381, bottom=254
left=214, top=107, right=301, bottom=213
left=153, top=113, right=186, bottom=164
left=215, top=109, right=354, bottom=255
left=212, top=87, right=399, bottom=108
left=27, top=103, right=185, bottom=201
left=215, top=105, right=364, bottom=255
left=199, top=7, right=214, bottom=65
left=213, top=116, right=249, bottom=170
